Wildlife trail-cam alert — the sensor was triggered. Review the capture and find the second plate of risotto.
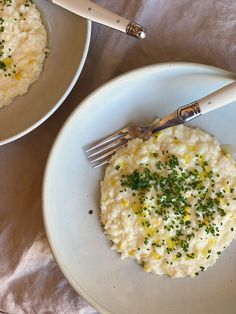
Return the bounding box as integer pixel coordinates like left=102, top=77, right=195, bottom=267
left=0, top=0, right=90, bottom=145
left=43, top=63, right=236, bottom=314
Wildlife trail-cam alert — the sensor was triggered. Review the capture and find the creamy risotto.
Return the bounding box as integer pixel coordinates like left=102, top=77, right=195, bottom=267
left=0, top=0, right=47, bottom=108
left=100, top=125, right=236, bottom=278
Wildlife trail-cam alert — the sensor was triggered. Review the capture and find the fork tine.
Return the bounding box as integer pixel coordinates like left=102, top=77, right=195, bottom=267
left=91, top=146, right=124, bottom=168
left=89, top=139, right=128, bottom=164
left=87, top=137, right=128, bottom=158
left=92, top=159, right=109, bottom=168
left=84, top=127, right=129, bottom=153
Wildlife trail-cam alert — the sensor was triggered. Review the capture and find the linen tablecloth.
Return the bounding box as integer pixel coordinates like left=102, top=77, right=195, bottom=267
left=1, top=0, right=236, bottom=313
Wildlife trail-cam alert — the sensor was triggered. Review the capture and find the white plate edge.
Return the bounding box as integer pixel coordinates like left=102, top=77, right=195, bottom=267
left=42, top=62, right=236, bottom=314
left=0, top=20, right=92, bottom=146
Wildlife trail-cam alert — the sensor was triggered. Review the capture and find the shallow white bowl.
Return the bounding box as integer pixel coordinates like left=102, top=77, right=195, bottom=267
left=43, top=63, right=236, bottom=314
left=0, top=0, right=91, bottom=145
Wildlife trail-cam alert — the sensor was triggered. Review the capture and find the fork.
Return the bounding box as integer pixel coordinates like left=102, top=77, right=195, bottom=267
left=84, top=81, right=236, bottom=168
left=48, top=0, right=146, bottom=39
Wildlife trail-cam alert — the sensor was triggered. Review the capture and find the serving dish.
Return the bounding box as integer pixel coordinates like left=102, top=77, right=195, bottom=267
left=43, top=63, right=236, bottom=314
left=0, top=0, right=91, bottom=145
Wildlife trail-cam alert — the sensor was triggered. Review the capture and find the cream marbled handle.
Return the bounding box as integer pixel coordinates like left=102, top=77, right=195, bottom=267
left=198, top=81, right=236, bottom=114
left=51, top=0, right=146, bottom=39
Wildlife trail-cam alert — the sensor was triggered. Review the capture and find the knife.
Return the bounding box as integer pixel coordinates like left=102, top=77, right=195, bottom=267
left=47, top=0, right=146, bottom=39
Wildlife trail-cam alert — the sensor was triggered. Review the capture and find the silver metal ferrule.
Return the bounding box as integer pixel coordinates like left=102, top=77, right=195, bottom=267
left=126, top=22, right=146, bottom=39
left=149, top=102, right=202, bottom=138
left=177, top=102, right=202, bottom=123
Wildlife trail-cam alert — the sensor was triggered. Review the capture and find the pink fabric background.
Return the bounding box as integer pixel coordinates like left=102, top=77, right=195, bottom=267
left=1, top=0, right=236, bottom=312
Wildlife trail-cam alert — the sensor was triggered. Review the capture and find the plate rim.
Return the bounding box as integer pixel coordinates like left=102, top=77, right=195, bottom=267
left=0, top=19, right=91, bottom=146
left=43, top=62, right=236, bottom=314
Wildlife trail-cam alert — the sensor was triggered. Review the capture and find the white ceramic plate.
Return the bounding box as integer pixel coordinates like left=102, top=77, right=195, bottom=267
left=43, top=63, right=236, bottom=314
left=0, top=0, right=91, bottom=145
